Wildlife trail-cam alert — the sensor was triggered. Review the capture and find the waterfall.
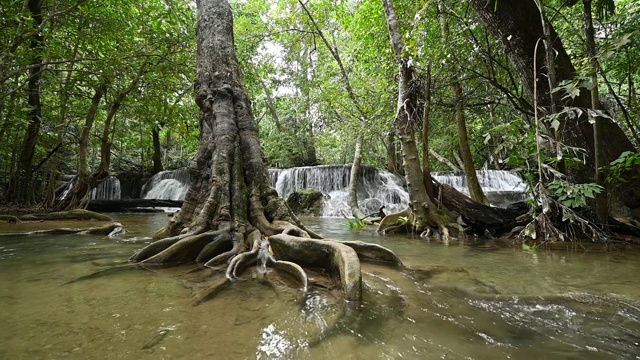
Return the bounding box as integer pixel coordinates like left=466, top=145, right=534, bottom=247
left=56, top=176, right=77, bottom=200
left=270, top=165, right=410, bottom=217
left=432, top=170, right=528, bottom=208
left=57, top=175, right=122, bottom=200
left=91, top=176, right=121, bottom=200
left=141, top=168, right=191, bottom=201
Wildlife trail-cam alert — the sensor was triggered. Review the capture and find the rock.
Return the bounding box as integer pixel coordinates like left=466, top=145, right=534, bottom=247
left=286, top=188, right=324, bottom=216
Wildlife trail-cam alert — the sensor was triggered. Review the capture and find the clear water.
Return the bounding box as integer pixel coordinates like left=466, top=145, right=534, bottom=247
left=1, top=214, right=639, bottom=359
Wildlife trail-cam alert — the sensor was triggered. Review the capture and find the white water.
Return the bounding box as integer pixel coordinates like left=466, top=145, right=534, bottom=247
left=140, top=168, right=191, bottom=201
left=57, top=175, right=121, bottom=200
left=433, top=170, right=529, bottom=208
left=70, top=166, right=528, bottom=213
left=90, top=176, right=121, bottom=200
left=270, top=165, right=410, bottom=217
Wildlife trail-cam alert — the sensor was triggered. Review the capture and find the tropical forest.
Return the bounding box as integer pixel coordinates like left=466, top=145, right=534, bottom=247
left=1, top=0, right=640, bottom=358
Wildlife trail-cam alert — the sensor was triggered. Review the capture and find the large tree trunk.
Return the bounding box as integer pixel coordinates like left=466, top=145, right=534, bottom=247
left=130, top=0, right=401, bottom=310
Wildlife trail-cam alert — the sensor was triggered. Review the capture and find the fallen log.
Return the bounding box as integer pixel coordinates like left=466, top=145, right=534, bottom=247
left=85, top=199, right=183, bottom=212
left=435, top=183, right=529, bottom=237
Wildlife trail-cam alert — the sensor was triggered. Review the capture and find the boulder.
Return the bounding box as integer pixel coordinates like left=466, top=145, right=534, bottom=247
left=286, top=189, right=324, bottom=216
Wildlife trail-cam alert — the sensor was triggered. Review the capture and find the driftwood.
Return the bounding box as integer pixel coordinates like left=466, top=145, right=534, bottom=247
left=86, top=199, right=183, bottom=212
left=435, top=183, right=529, bottom=237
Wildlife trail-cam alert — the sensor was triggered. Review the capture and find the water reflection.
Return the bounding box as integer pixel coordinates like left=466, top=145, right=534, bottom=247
left=0, top=214, right=639, bottom=359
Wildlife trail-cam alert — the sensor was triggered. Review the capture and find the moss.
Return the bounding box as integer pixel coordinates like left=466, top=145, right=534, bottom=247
left=286, top=189, right=324, bottom=216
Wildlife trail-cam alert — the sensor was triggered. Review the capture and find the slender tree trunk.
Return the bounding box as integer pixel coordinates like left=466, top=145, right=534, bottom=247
left=430, top=148, right=460, bottom=171
left=348, top=136, right=367, bottom=219
left=43, top=32, right=82, bottom=209
left=78, top=84, right=106, bottom=178
left=151, top=125, right=164, bottom=175
left=260, top=79, right=283, bottom=133
left=421, top=62, right=435, bottom=201
left=385, top=130, right=398, bottom=173
left=382, top=0, right=457, bottom=237
left=439, top=1, right=488, bottom=204
left=10, top=0, right=44, bottom=204
left=583, top=0, right=608, bottom=223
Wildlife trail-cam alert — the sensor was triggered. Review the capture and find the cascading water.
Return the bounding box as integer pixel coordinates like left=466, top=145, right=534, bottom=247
left=257, top=240, right=273, bottom=274
left=433, top=170, right=528, bottom=208
left=140, top=168, right=191, bottom=201
left=90, top=176, right=121, bottom=200
left=269, top=165, right=410, bottom=217
left=56, top=176, right=122, bottom=200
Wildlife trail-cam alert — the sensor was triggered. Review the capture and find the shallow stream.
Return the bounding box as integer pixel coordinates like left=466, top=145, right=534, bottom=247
left=1, top=214, right=639, bottom=359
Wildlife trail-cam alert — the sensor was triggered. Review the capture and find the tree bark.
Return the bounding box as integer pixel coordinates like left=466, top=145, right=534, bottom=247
left=348, top=135, right=367, bottom=219
left=582, top=0, right=608, bottom=223
left=421, top=62, right=435, bottom=201
left=151, top=125, right=164, bottom=175
left=79, top=83, right=107, bottom=178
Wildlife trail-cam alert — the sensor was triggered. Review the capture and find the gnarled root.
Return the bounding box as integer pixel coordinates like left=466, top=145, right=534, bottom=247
left=224, top=231, right=261, bottom=278
left=0, top=222, right=125, bottom=237
left=271, top=260, right=308, bottom=291
left=268, top=233, right=362, bottom=306
left=129, top=227, right=231, bottom=266
left=20, top=209, right=113, bottom=221
left=336, top=241, right=404, bottom=268
left=0, top=215, right=21, bottom=223
left=131, top=220, right=402, bottom=314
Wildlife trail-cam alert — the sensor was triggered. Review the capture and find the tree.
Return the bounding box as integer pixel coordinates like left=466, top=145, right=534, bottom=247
left=380, top=0, right=461, bottom=238
left=130, top=0, right=401, bottom=309
left=470, top=0, right=638, bottom=220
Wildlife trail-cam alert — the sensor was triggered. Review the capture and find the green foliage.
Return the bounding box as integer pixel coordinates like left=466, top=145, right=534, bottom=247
left=396, top=216, right=410, bottom=226
left=607, top=151, right=640, bottom=183
left=547, top=180, right=603, bottom=209
left=342, top=216, right=366, bottom=230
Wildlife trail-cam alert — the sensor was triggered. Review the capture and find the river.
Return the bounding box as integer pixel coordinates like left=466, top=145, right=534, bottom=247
left=1, top=213, right=639, bottom=359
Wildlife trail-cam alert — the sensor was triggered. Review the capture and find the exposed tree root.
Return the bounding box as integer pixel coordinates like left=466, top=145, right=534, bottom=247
left=0, top=222, right=125, bottom=237
left=128, top=222, right=409, bottom=313
left=336, top=241, right=404, bottom=268
left=268, top=233, right=362, bottom=305
left=192, top=277, right=231, bottom=305
left=271, top=260, right=308, bottom=291
left=20, top=209, right=113, bottom=221
left=0, top=215, right=21, bottom=223
left=377, top=207, right=462, bottom=241
left=63, top=263, right=139, bottom=285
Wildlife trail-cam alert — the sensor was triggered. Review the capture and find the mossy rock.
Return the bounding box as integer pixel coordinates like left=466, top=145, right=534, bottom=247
left=286, top=189, right=324, bottom=216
